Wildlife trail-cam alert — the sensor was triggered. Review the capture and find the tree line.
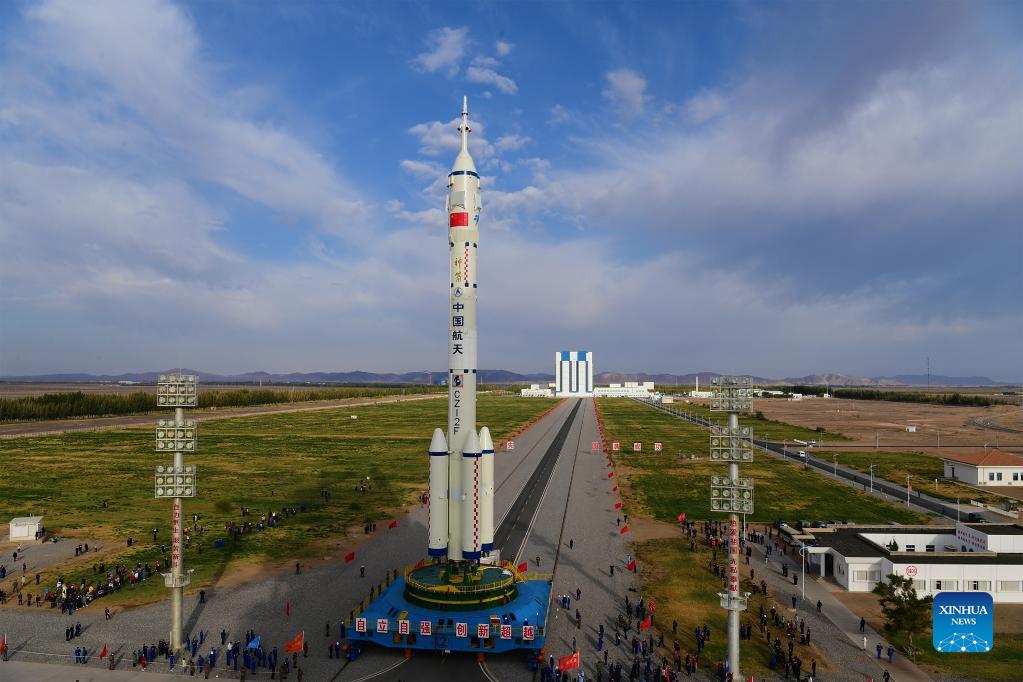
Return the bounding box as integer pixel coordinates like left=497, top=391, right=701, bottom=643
left=0, top=385, right=445, bottom=422
left=831, top=388, right=997, bottom=407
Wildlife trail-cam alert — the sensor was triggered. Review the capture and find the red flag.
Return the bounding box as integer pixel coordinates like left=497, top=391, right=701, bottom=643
left=612, top=485, right=619, bottom=492
left=614, top=502, right=622, bottom=509
left=620, top=525, right=629, bottom=534
left=558, top=651, right=580, bottom=671
left=284, top=630, right=305, bottom=654
left=677, top=512, right=686, bottom=522
left=449, top=212, right=469, bottom=227
left=517, top=561, right=528, bottom=572
left=285, top=600, right=291, bottom=619
left=639, top=617, right=652, bottom=630
left=0, top=632, right=6, bottom=655
left=389, top=519, right=398, bottom=529
left=627, top=559, right=637, bottom=571
left=608, top=471, right=614, bottom=478
left=345, top=552, right=355, bottom=562
left=100, top=644, right=108, bottom=660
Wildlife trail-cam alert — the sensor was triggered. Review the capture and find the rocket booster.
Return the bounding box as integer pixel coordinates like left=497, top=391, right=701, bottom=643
left=427, top=97, right=492, bottom=562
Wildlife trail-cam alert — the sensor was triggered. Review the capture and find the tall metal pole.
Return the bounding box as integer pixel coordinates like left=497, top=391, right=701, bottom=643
left=727, top=411, right=741, bottom=680
left=156, top=374, right=196, bottom=656
left=171, top=406, right=184, bottom=653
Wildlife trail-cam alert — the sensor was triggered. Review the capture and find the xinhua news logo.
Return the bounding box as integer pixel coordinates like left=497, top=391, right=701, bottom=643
left=933, top=592, right=993, bottom=652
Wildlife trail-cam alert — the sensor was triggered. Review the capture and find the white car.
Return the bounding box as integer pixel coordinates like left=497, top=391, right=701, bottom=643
left=797, top=450, right=807, bottom=458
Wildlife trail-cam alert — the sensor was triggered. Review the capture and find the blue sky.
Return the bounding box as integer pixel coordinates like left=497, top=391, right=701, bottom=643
left=0, top=0, right=1020, bottom=380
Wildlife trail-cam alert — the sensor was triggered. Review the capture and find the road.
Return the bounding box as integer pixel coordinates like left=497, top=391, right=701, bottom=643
left=0, top=393, right=443, bottom=439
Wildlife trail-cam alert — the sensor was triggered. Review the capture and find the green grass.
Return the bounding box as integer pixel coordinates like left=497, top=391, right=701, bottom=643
left=598, top=399, right=927, bottom=525
left=634, top=538, right=835, bottom=679
left=0, top=395, right=559, bottom=605
left=886, top=627, right=1023, bottom=680
left=825, top=450, right=1012, bottom=507
left=676, top=401, right=849, bottom=443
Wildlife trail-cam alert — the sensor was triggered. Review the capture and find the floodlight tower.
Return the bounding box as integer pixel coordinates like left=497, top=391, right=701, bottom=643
left=709, top=376, right=755, bottom=681
left=155, top=374, right=198, bottom=653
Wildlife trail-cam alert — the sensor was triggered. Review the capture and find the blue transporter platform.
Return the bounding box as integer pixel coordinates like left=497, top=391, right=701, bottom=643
left=348, top=561, right=552, bottom=654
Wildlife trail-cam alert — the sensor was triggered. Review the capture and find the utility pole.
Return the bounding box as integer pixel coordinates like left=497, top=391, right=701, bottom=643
left=869, top=464, right=877, bottom=494
left=906, top=475, right=912, bottom=506
left=709, top=376, right=754, bottom=682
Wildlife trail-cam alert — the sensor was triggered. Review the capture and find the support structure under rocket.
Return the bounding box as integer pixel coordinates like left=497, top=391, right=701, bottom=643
left=428, top=98, right=494, bottom=562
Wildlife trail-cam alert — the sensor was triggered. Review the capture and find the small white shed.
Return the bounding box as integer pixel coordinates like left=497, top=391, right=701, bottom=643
left=9, top=516, right=43, bottom=541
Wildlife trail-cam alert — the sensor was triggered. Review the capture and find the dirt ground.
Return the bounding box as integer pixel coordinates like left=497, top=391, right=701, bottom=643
left=0, top=382, right=320, bottom=398
left=755, top=398, right=1023, bottom=455
left=833, top=589, right=1023, bottom=634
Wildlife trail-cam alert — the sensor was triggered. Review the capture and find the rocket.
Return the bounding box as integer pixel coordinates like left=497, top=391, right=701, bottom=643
left=428, top=97, right=494, bottom=562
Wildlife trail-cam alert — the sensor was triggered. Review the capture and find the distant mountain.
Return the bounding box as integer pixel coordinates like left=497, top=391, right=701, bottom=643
left=0, top=370, right=1009, bottom=387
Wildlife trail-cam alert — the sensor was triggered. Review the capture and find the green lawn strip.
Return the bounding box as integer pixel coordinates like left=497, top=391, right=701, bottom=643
left=824, top=450, right=1010, bottom=507
left=634, top=538, right=834, bottom=679
left=888, top=629, right=1023, bottom=681
left=0, top=396, right=559, bottom=606
left=678, top=401, right=849, bottom=442
left=598, top=399, right=928, bottom=525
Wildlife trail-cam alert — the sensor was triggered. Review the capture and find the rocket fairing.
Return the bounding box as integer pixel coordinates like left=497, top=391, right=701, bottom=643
left=426, top=97, right=494, bottom=563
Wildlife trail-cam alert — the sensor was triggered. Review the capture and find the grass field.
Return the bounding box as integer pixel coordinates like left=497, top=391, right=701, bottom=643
left=0, top=395, right=558, bottom=606
left=670, top=401, right=849, bottom=443
left=634, top=537, right=837, bottom=679
left=825, top=450, right=1012, bottom=507
left=598, top=398, right=928, bottom=525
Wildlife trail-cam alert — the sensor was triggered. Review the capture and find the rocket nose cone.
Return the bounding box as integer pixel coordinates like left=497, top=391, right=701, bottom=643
left=464, top=429, right=481, bottom=455
left=479, top=426, right=494, bottom=452
left=429, top=427, right=448, bottom=453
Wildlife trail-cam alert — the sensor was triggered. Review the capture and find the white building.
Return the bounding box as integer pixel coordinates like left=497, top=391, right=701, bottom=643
left=555, top=351, right=593, bottom=398
left=9, top=516, right=43, bottom=541
left=798, top=523, right=1023, bottom=604
left=943, top=450, right=1023, bottom=486
left=593, top=381, right=655, bottom=398
left=520, top=384, right=554, bottom=398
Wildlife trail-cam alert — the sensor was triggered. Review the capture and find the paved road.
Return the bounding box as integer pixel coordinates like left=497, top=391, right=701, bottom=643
left=493, top=400, right=583, bottom=562
left=0, top=393, right=443, bottom=439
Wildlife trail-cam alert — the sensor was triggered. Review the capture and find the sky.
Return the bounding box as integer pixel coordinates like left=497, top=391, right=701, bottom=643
left=0, top=0, right=1021, bottom=380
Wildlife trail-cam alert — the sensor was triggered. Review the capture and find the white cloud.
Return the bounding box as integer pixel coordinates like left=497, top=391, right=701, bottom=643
left=3, top=0, right=369, bottom=242
left=466, top=58, right=518, bottom=95
left=682, top=89, right=727, bottom=124
left=602, top=68, right=649, bottom=120
left=407, top=117, right=494, bottom=158
left=399, top=159, right=444, bottom=180
left=495, top=40, right=513, bottom=57
left=548, top=104, right=571, bottom=125
left=494, top=133, right=530, bottom=152
left=413, top=26, right=468, bottom=76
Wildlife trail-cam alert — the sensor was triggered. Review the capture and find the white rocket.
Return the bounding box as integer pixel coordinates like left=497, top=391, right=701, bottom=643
left=428, top=97, right=494, bottom=562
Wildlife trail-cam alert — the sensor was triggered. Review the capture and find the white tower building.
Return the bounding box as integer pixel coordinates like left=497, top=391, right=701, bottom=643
left=555, top=351, right=594, bottom=398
